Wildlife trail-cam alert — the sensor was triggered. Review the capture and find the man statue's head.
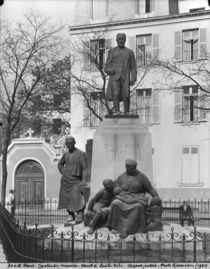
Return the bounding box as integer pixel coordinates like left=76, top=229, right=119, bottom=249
left=116, top=33, right=126, bottom=48
left=65, top=136, right=76, bottom=152
left=125, top=158, right=137, bottom=175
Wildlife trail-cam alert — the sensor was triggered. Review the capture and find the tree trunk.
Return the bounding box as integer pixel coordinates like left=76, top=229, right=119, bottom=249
left=1, top=128, right=10, bottom=206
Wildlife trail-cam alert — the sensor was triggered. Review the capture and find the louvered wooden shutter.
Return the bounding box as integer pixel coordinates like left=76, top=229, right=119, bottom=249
left=152, top=90, right=160, bottom=123
left=128, top=36, right=136, bottom=56
left=174, top=31, right=182, bottom=61
left=200, top=28, right=207, bottom=59
left=199, top=89, right=207, bottom=121
left=153, top=34, right=159, bottom=60
left=174, top=89, right=182, bottom=122
left=104, top=38, right=112, bottom=67
left=83, top=41, right=90, bottom=71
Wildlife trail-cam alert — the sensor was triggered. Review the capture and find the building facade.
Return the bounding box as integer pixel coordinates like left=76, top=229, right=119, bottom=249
left=70, top=0, right=210, bottom=200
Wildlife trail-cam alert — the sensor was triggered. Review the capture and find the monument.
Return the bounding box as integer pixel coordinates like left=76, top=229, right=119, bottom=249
left=90, top=32, right=153, bottom=196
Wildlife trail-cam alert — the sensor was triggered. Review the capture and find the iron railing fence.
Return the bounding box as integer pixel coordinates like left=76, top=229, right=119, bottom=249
left=162, top=199, right=210, bottom=227
left=5, top=199, right=210, bottom=227
left=6, top=199, right=68, bottom=226
left=7, top=222, right=210, bottom=263
left=2, top=202, right=210, bottom=263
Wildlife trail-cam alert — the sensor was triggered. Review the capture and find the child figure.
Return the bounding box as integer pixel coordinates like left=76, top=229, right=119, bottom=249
left=146, top=196, right=163, bottom=231
left=6, top=189, right=15, bottom=218
left=87, top=179, right=115, bottom=234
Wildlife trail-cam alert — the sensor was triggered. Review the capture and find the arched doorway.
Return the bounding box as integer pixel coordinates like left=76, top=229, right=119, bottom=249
left=15, top=160, right=44, bottom=203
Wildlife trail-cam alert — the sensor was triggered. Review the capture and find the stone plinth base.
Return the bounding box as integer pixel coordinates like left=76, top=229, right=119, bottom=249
left=90, top=117, right=153, bottom=196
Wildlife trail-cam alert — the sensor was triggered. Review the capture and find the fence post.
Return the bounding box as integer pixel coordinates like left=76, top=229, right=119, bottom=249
left=146, top=232, right=150, bottom=262
left=203, top=232, right=207, bottom=262
left=60, top=232, right=64, bottom=261
left=71, top=225, right=75, bottom=263
left=51, top=225, right=54, bottom=261
left=94, top=230, right=98, bottom=263
left=82, top=233, right=86, bottom=262
left=34, top=223, right=38, bottom=259
left=107, top=233, right=110, bottom=263
left=182, top=233, right=186, bottom=262
left=132, top=234, right=136, bottom=263
left=24, top=199, right=27, bottom=225
left=158, top=234, right=162, bottom=262
left=193, top=226, right=197, bottom=262
left=120, top=236, right=123, bottom=263
left=23, top=221, right=26, bottom=254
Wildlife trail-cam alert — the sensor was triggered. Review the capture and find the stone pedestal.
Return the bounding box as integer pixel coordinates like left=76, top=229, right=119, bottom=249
left=90, top=116, right=153, bottom=196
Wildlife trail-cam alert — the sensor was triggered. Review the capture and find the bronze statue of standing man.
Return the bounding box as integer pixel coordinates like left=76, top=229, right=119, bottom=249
left=105, top=33, right=137, bottom=115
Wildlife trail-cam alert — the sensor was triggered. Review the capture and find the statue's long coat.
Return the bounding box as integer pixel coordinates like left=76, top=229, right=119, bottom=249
left=105, top=46, right=137, bottom=101
left=58, top=148, right=87, bottom=212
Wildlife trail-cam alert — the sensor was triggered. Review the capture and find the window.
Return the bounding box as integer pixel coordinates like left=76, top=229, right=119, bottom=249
left=91, top=0, right=109, bottom=21
left=136, top=89, right=160, bottom=124
left=174, top=86, right=207, bottom=123
left=183, top=29, right=198, bottom=61
left=182, top=86, right=199, bottom=122
left=52, top=118, right=62, bottom=134
left=83, top=39, right=106, bottom=71
left=181, top=146, right=200, bottom=185
left=174, top=28, right=207, bottom=61
left=90, top=39, right=105, bottom=70
left=136, top=35, right=152, bottom=66
left=83, top=92, right=106, bottom=127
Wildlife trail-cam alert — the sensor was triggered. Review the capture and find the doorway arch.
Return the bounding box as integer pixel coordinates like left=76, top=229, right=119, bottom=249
left=15, top=160, right=44, bottom=203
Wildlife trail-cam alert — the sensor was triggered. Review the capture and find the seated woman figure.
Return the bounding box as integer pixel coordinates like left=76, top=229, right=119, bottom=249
left=107, top=159, right=160, bottom=238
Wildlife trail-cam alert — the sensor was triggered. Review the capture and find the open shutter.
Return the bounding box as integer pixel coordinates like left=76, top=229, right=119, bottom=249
left=83, top=41, right=90, bottom=71
left=152, top=90, right=160, bottom=123
left=199, top=90, right=207, bottom=121
left=153, top=34, right=159, bottom=60
left=83, top=97, right=90, bottom=126
left=104, top=38, right=112, bottom=66
left=200, top=28, right=207, bottom=59
left=140, top=0, right=145, bottom=14
left=174, top=89, right=182, bottom=122
left=174, top=31, right=182, bottom=61
left=151, top=0, right=155, bottom=12
left=129, top=36, right=136, bottom=56
left=83, top=56, right=90, bottom=71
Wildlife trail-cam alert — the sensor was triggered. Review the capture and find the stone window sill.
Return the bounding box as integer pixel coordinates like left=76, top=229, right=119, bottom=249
left=177, top=182, right=204, bottom=187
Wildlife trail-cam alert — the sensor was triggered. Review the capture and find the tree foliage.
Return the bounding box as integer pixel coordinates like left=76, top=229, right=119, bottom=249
left=0, top=11, right=65, bottom=204
left=14, top=56, right=71, bottom=139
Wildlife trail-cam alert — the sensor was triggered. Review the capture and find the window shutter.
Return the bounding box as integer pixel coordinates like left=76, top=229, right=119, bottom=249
left=128, top=36, right=136, bottom=56
left=174, top=31, right=182, bottom=61
left=174, top=89, right=182, bottom=122
left=105, top=38, right=112, bottom=66
left=200, top=28, right=207, bottom=59
left=136, top=91, right=145, bottom=123
left=91, top=100, right=100, bottom=126
left=83, top=41, right=90, bottom=71
left=83, top=56, right=90, bottom=71
left=152, top=90, right=160, bottom=123
left=151, top=0, right=155, bottom=12
left=140, top=0, right=145, bottom=14
left=199, top=91, right=207, bottom=121
left=135, top=0, right=140, bottom=14
left=152, top=34, right=159, bottom=60
left=83, top=98, right=90, bottom=126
